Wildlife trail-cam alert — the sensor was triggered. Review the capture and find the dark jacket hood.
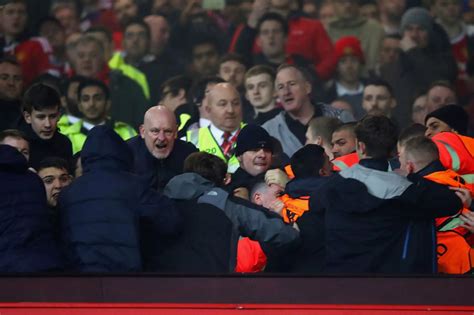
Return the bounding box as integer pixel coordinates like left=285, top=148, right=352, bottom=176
left=164, top=173, right=215, bottom=200
left=0, top=144, right=28, bottom=172
left=81, top=125, right=133, bottom=173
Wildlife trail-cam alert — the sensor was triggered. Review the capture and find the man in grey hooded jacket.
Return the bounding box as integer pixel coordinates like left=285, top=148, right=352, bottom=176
left=157, top=152, right=300, bottom=273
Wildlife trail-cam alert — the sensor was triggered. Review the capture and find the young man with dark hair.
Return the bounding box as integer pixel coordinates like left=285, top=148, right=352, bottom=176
left=218, top=53, right=247, bottom=90
left=362, top=78, right=397, bottom=118
left=160, top=75, right=198, bottom=138
left=37, top=157, right=72, bottom=209
left=190, top=36, right=221, bottom=79
left=61, top=78, right=137, bottom=154
left=311, top=115, right=469, bottom=274
left=159, top=151, right=299, bottom=273
left=244, top=65, right=281, bottom=125
left=19, top=83, right=72, bottom=170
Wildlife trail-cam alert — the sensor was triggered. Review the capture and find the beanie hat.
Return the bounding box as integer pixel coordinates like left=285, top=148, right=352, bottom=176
left=425, top=104, right=469, bottom=135
left=235, top=124, right=273, bottom=156
left=334, top=36, right=365, bottom=64
left=400, top=7, right=433, bottom=34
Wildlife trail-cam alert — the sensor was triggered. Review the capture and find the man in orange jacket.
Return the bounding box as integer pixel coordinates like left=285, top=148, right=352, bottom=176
left=399, top=135, right=474, bottom=274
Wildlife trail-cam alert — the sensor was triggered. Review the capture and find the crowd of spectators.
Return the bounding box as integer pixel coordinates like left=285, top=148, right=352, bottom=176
left=1, top=0, right=474, bottom=274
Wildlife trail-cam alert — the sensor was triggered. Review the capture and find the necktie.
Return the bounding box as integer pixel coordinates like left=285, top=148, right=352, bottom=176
left=221, top=131, right=232, bottom=160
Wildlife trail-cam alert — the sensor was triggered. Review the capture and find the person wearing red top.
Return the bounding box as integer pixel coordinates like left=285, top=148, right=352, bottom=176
left=229, top=0, right=336, bottom=81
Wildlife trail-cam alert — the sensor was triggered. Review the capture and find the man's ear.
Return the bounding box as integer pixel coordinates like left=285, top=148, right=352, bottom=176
left=356, top=140, right=367, bottom=157
left=390, top=97, right=397, bottom=109
left=315, top=136, right=323, bottom=146
left=139, top=124, right=145, bottom=139
left=252, top=192, right=262, bottom=205
left=223, top=172, right=232, bottom=186
left=23, top=111, right=32, bottom=124
left=304, top=80, right=312, bottom=95
left=178, top=88, right=186, bottom=102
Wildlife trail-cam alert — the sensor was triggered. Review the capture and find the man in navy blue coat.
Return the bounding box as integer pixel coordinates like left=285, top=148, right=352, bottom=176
left=59, top=126, right=181, bottom=272
left=0, top=144, right=63, bottom=272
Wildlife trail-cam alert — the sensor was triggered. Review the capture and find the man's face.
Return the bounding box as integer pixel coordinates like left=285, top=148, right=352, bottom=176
left=337, top=55, right=361, bottom=84
left=140, top=111, right=177, bottom=159
left=0, top=2, right=27, bottom=38
left=206, top=84, right=242, bottom=132
left=24, top=107, right=60, bottom=140
left=425, top=116, right=452, bottom=138
left=113, top=0, right=139, bottom=27
left=54, top=6, right=79, bottom=35
left=0, top=62, right=23, bottom=100
left=321, top=152, right=333, bottom=176
left=39, top=21, right=66, bottom=51
left=160, top=86, right=184, bottom=111
left=275, top=67, right=311, bottom=114
left=271, top=0, right=291, bottom=10
left=245, top=73, right=275, bottom=109
left=38, top=167, right=72, bottom=207
left=144, top=15, right=170, bottom=55
left=123, top=24, right=149, bottom=61
left=78, top=85, right=108, bottom=124
left=412, top=94, right=428, bottom=124
left=379, top=37, right=400, bottom=65
left=433, top=0, right=461, bottom=24
left=360, top=3, right=378, bottom=20
left=258, top=20, right=286, bottom=59
left=403, top=24, right=429, bottom=48
left=219, top=60, right=246, bottom=89
left=74, top=41, right=104, bottom=78
left=332, top=129, right=356, bottom=158
left=87, top=31, right=113, bottom=61
left=333, top=0, right=359, bottom=21
left=362, top=85, right=395, bottom=117
left=254, top=183, right=283, bottom=209
left=319, top=3, right=335, bottom=28
left=238, top=148, right=273, bottom=176
left=192, top=43, right=220, bottom=77
left=426, top=85, right=456, bottom=113
left=0, top=136, right=29, bottom=161
left=380, top=0, right=406, bottom=19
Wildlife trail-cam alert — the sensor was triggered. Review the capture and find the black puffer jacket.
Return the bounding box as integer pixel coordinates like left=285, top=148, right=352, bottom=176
left=0, top=144, right=63, bottom=272
left=59, top=126, right=181, bottom=272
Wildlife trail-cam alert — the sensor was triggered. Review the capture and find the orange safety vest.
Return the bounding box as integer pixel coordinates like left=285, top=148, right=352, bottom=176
left=424, top=169, right=474, bottom=274
left=332, top=152, right=359, bottom=171
left=284, top=164, right=295, bottom=179
left=432, top=132, right=474, bottom=194
left=279, top=194, right=310, bottom=224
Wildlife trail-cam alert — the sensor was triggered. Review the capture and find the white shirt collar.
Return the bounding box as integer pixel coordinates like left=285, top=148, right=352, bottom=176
left=82, top=120, right=105, bottom=131
left=199, top=118, right=211, bottom=128
left=209, top=124, right=239, bottom=146
left=336, top=82, right=364, bottom=96
left=67, top=115, right=80, bottom=124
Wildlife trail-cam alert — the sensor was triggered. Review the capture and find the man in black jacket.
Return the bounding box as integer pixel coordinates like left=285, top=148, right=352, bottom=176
left=59, top=125, right=181, bottom=272
left=311, top=115, right=470, bottom=274
left=0, top=144, right=63, bottom=272
left=18, top=83, right=73, bottom=170
left=0, top=57, right=23, bottom=132
left=128, top=105, right=197, bottom=191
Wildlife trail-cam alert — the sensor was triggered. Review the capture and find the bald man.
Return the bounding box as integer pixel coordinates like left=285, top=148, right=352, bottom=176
left=186, top=83, right=244, bottom=173
left=127, top=105, right=197, bottom=191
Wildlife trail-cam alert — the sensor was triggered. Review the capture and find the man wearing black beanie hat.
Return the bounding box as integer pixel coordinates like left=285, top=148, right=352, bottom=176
left=425, top=104, right=468, bottom=138
left=226, top=124, right=275, bottom=197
